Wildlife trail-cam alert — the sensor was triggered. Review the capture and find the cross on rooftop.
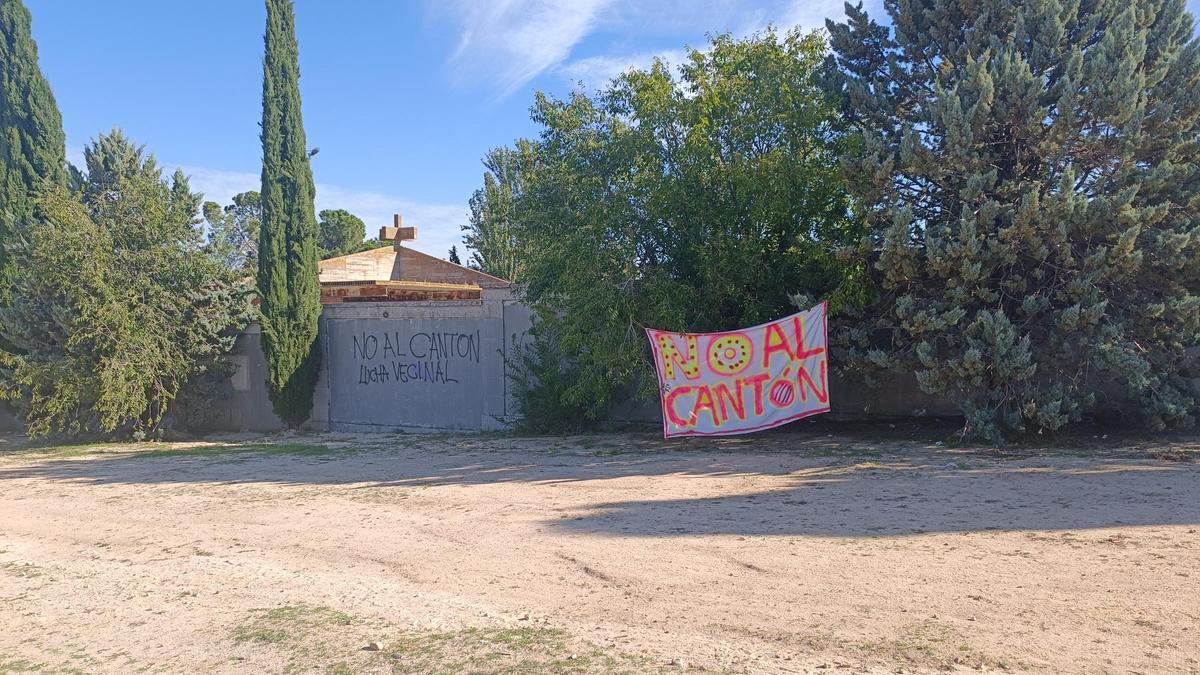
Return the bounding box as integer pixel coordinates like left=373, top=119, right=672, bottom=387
left=378, top=213, right=417, bottom=249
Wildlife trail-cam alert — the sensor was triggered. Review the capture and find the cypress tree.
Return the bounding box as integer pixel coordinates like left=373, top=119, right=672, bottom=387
left=826, top=0, right=1200, bottom=439
left=0, top=0, right=66, bottom=296
left=258, top=0, right=321, bottom=426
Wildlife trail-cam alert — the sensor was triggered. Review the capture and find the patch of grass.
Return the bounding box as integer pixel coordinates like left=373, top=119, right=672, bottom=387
left=854, top=621, right=1018, bottom=671
left=0, top=656, right=45, bottom=674
left=231, top=604, right=358, bottom=645
left=6, top=441, right=334, bottom=462
left=340, top=486, right=410, bottom=505
left=1133, top=618, right=1165, bottom=631
left=712, top=623, right=839, bottom=652
left=858, top=620, right=951, bottom=661
left=4, top=441, right=172, bottom=460
left=1147, top=448, right=1197, bottom=462
left=0, top=654, right=84, bottom=675
left=229, top=605, right=667, bottom=674
left=128, top=443, right=334, bottom=461
left=378, top=626, right=657, bottom=674
left=1, top=562, right=45, bottom=578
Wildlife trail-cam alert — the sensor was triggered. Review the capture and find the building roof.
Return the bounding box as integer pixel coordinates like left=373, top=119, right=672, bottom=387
left=316, top=214, right=511, bottom=303
left=320, top=279, right=483, bottom=304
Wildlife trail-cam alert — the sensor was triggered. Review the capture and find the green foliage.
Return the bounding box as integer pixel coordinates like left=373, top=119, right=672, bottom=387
left=825, top=0, right=1200, bottom=439
left=203, top=190, right=261, bottom=272
left=494, top=29, right=859, bottom=428
left=0, top=0, right=66, bottom=299
left=355, top=237, right=393, bottom=252
left=317, top=208, right=365, bottom=258
left=504, top=322, right=594, bottom=433
left=81, top=128, right=169, bottom=200
left=0, top=131, right=253, bottom=437
left=463, top=144, right=532, bottom=280
left=258, top=0, right=322, bottom=427
left=447, top=245, right=462, bottom=265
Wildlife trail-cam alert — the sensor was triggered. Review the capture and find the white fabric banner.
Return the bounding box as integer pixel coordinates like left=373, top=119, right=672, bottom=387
left=646, top=303, right=830, bottom=438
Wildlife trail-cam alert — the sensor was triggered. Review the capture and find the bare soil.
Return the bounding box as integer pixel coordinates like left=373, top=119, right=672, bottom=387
left=0, top=431, right=1197, bottom=674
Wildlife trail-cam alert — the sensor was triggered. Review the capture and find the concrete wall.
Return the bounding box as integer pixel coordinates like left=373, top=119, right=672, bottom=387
left=827, top=371, right=961, bottom=420
left=181, top=288, right=534, bottom=433
left=175, top=325, right=286, bottom=432
left=0, top=402, right=20, bottom=431
left=316, top=288, right=533, bottom=431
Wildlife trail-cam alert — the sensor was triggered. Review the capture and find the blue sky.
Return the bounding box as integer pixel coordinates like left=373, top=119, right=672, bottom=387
left=25, top=0, right=1200, bottom=257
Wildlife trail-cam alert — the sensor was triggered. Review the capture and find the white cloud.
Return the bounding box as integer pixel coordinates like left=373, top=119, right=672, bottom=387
left=438, top=0, right=888, bottom=97
left=182, top=165, right=467, bottom=259
left=778, top=0, right=880, bottom=32
left=555, top=48, right=688, bottom=87
left=181, top=165, right=258, bottom=206
left=443, top=0, right=613, bottom=97
left=550, top=0, right=876, bottom=91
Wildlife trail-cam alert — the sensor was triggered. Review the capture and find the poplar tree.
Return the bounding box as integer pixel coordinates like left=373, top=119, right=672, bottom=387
left=826, top=0, right=1200, bottom=438
left=463, top=144, right=531, bottom=282
left=0, top=0, right=66, bottom=296
left=258, top=0, right=321, bottom=426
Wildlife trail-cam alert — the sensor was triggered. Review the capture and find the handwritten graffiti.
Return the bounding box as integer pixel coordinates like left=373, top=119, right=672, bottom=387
left=647, top=303, right=830, bottom=438
left=352, top=330, right=480, bottom=387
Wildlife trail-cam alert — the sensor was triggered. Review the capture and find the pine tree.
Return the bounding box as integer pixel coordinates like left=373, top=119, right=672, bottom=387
left=258, top=0, right=321, bottom=426
left=826, top=0, right=1200, bottom=439
left=316, top=208, right=365, bottom=258
left=447, top=245, right=462, bottom=265
left=203, top=191, right=260, bottom=272
left=0, top=0, right=66, bottom=296
left=81, top=128, right=163, bottom=199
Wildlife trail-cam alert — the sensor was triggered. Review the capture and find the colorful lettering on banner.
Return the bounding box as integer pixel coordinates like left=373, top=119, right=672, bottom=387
left=646, top=303, right=830, bottom=438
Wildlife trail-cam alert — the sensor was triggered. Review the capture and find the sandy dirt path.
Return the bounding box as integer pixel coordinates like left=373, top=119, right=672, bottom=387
left=1, top=432, right=1198, bottom=674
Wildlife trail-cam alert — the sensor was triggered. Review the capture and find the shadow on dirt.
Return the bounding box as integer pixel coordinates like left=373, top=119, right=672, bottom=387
left=1, top=431, right=1197, bottom=538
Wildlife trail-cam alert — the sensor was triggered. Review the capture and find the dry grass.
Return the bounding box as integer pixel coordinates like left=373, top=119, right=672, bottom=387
left=227, top=604, right=674, bottom=674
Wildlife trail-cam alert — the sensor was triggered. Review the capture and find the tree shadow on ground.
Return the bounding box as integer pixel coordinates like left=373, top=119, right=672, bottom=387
left=546, top=461, right=1200, bottom=537
left=0, top=431, right=1197, bottom=538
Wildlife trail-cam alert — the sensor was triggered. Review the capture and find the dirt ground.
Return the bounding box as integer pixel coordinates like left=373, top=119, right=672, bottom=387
left=1, top=430, right=1198, bottom=674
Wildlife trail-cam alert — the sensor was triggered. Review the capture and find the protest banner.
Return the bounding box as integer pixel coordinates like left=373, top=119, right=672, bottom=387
left=646, top=303, right=829, bottom=437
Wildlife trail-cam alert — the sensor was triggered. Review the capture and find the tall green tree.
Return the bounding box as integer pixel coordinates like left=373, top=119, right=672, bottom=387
left=0, top=0, right=66, bottom=297
left=0, top=131, right=252, bottom=437
left=81, top=128, right=200, bottom=228
left=507, top=30, right=857, bottom=426
left=82, top=128, right=166, bottom=198
left=316, top=207, right=365, bottom=258
left=825, top=0, right=1200, bottom=439
left=204, top=190, right=261, bottom=272
left=258, top=0, right=322, bottom=426
left=463, top=144, right=531, bottom=281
